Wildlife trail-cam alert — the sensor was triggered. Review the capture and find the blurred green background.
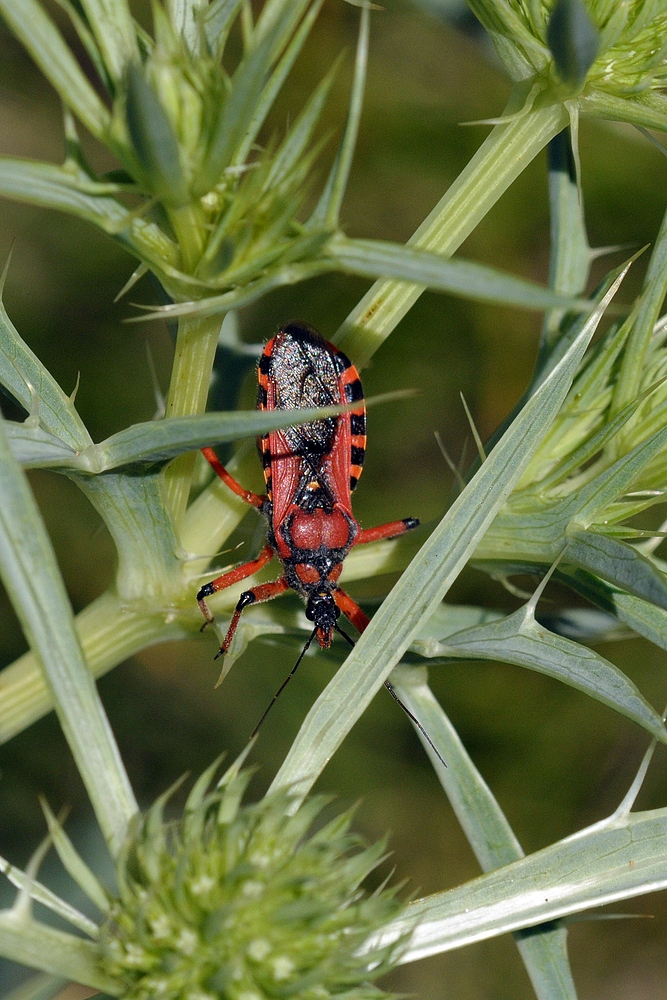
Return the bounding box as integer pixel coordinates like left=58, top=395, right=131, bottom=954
left=2, top=1, right=667, bottom=997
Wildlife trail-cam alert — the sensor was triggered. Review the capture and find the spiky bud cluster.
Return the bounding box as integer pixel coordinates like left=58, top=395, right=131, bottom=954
left=469, top=0, right=667, bottom=100
left=98, top=762, right=405, bottom=1000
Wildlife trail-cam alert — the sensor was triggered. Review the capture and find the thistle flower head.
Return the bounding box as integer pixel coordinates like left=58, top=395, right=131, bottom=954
left=470, top=0, right=667, bottom=100
left=98, top=761, right=405, bottom=1000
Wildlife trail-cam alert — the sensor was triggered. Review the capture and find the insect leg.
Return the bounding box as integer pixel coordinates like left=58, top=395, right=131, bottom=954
left=215, top=576, right=290, bottom=660
left=197, top=544, right=274, bottom=626
left=333, top=587, right=370, bottom=633
left=202, top=446, right=265, bottom=508
left=356, top=518, right=419, bottom=545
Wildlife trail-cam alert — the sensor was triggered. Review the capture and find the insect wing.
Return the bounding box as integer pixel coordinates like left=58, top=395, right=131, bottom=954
left=256, top=322, right=366, bottom=524
left=322, top=357, right=366, bottom=514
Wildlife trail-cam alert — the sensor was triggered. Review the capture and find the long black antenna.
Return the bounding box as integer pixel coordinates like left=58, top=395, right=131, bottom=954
left=250, top=627, right=318, bottom=739
left=334, top=625, right=447, bottom=768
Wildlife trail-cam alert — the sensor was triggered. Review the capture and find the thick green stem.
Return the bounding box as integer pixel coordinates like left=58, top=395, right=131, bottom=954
left=169, top=203, right=207, bottom=271
left=163, top=313, right=223, bottom=528
left=334, top=97, right=568, bottom=368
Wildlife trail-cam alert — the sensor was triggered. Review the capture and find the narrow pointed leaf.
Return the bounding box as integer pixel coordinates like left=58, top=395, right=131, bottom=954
left=613, top=200, right=667, bottom=416
left=0, top=294, right=91, bottom=450
left=0, top=159, right=178, bottom=267
left=0, top=853, right=100, bottom=938
left=266, top=55, right=339, bottom=191
left=40, top=800, right=109, bottom=914
left=615, top=591, right=667, bottom=652
left=269, top=256, right=630, bottom=801
left=328, top=236, right=593, bottom=313
left=77, top=0, right=138, bottom=82
left=231, top=0, right=323, bottom=168
left=0, top=0, right=110, bottom=138
left=56, top=0, right=111, bottom=92
left=167, top=0, right=204, bottom=53
left=466, top=0, right=549, bottom=79
left=309, top=3, right=368, bottom=229
left=567, top=529, right=667, bottom=611
left=438, top=605, right=667, bottom=742
left=0, top=413, right=138, bottom=856
left=84, top=400, right=355, bottom=471
left=200, top=4, right=296, bottom=189
left=572, top=423, right=667, bottom=527
left=5, top=423, right=80, bottom=468
left=202, top=0, right=245, bottom=56
left=0, top=913, right=116, bottom=993
left=389, top=667, right=577, bottom=1000
left=24, top=393, right=405, bottom=472
left=379, top=805, right=667, bottom=964
left=540, top=128, right=591, bottom=353
left=581, top=89, right=667, bottom=133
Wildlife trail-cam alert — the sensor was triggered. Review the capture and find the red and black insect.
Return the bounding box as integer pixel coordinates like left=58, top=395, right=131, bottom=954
left=197, top=321, right=432, bottom=742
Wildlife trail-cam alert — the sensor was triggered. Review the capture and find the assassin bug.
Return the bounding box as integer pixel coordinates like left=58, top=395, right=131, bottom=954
left=197, top=321, right=439, bottom=751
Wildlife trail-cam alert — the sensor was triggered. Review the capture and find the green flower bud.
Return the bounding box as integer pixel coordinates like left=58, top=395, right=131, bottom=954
left=125, top=63, right=190, bottom=208
left=98, top=765, right=405, bottom=1000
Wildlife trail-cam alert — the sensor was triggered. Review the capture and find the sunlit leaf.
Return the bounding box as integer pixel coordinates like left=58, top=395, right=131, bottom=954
left=378, top=805, right=667, bottom=963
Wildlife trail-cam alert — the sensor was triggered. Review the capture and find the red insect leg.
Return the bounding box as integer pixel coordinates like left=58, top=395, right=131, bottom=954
left=333, top=588, right=370, bottom=633
left=356, top=517, right=419, bottom=545
left=197, top=544, right=274, bottom=625
left=216, top=577, right=290, bottom=660
left=202, top=446, right=265, bottom=508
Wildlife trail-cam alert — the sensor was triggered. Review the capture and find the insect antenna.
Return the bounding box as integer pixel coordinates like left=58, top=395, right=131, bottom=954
left=334, top=623, right=356, bottom=646
left=335, top=624, right=446, bottom=767
left=384, top=680, right=447, bottom=768
left=250, top=627, right=318, bottom=739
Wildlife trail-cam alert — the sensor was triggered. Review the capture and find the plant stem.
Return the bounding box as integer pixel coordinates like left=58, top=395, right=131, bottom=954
left=163, top=312, right=223, bottom=528
left=0, top=591, right=189, bottom=745
left=334, top=97, right=568, bottom=368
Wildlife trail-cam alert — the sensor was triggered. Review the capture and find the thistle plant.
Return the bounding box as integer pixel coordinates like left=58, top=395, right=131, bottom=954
left=4, top=1, right=667, bottom=999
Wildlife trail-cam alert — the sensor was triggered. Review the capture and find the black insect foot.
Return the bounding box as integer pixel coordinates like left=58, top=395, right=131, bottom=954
left=403, top=517, right=420, bottom=531
left=214, top=646, right=225, bottom=660
left=197, top=582, right=216, bottom=601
